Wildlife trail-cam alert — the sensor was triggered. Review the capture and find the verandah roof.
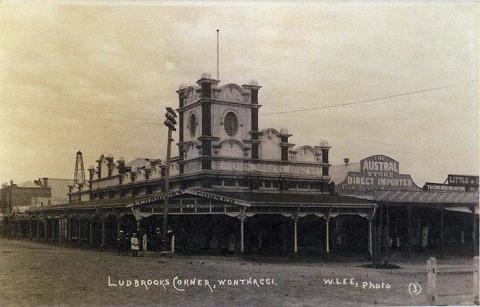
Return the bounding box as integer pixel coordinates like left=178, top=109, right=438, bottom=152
left=350, top=190, right=478, bottom=206
left=25, top=188, right=375, bottom=214
left=205, top=190, right=374, bottom=208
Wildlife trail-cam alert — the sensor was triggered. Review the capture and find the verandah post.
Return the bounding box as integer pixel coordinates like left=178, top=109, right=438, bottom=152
left=472, top=205, right=478, bottom=257
left=101, top=217, right=106, bottom=248
left=474, top=256, right=479, bottom=305
left=325, top=212, right=330, bottom=255
left=407, top=205, right=412, bottom=260
left=36, top=219, right=40, bottom=240
left=378, top=204, right=384, bottom=265
left=440, top=208, right=444, bottom=259
left=29, top=218, right=32, bottom=241
left=89, top=218, right=93, bottom=246
left=293, top=215, right=298, bottom=254
left=43, top=219, right=47, bottom=240
left=385, top=203, right=390, bottom=266
left=78, top=218, right=82, bottom=244
left=58, top=218, right=62, bottom=244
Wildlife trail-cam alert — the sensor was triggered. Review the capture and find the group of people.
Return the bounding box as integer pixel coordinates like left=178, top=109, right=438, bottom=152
left=117, top=227, right=174, bottom=257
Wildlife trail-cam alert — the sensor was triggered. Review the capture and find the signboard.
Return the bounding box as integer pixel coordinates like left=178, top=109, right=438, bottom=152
left=129, top=189, right=249, bottom=207
left=338, top=155, right=421, bottom=194
left=446, top=175, right=479, bottom=187
left=423, top=183, right=466, bottom=192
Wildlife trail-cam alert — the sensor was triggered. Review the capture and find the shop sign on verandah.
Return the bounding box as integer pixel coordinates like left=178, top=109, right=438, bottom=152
left=338, top=155, right=421, bottom=194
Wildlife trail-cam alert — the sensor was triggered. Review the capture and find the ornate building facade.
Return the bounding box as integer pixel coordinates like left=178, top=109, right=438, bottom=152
left=3, top=74, right=377, bottom=256
left=69, top=73, right=332, bottom=203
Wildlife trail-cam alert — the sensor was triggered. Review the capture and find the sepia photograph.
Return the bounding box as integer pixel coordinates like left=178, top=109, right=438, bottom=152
left=0, top=1, right=479, bottom=306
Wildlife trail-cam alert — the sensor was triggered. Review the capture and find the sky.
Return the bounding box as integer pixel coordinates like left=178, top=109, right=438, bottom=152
left=0, top=1, right=478, bottom=186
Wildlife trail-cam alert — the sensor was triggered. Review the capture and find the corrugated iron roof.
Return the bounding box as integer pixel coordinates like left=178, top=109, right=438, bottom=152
left=209, top=190, right=373, bottom=208
left=372, top=190, right=478, bottom=205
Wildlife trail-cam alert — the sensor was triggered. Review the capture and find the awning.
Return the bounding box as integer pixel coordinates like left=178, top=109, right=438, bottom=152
left=346, top=190, right=478, bottom=205
left=25, top=188, right=375, bottom=216
left=202, top=190, right=375, bottom=208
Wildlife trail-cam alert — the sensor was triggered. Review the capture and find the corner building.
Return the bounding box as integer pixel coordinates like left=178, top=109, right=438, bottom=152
left=9, top=74, right=375, bottom=256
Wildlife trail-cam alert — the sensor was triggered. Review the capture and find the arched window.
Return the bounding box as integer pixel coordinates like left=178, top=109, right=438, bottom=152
left=224, top=112, right=238, bottom=137
left=189, top=114, right=197, bottom=137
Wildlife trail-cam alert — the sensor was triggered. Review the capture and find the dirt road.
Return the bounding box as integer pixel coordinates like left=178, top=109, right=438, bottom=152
left=0, top=239, right=474, bottom=306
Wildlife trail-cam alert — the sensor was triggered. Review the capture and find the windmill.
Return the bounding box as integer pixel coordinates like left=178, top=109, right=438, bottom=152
left=74, top=151, right=86, bottom=186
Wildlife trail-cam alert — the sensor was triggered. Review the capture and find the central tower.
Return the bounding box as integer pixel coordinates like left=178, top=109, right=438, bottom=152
left=176, top=73, right=261, bottom=174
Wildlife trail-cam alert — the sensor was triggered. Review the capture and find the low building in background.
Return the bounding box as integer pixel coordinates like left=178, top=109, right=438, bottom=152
left=0, top=178, right=73, bottom=214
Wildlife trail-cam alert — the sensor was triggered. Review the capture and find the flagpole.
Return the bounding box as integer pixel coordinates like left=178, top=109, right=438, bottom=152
left=216, top=29, right=220, bottom=81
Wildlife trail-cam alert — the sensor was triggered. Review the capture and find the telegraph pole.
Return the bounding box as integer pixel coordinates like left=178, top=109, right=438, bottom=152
left=162, top=107, right=177, bottom=248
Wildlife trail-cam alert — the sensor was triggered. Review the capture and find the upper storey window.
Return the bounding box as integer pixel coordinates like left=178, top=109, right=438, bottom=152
left=224, top=112, right=238, bottom=137
left=189, top=114, right=197, bottom=137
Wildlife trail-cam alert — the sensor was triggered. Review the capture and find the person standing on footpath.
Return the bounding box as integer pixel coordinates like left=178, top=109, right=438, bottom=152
left=142, top=232, right=148, bottom=256
left=117, top=230, right=125, bottom=256
left=131, top=233, right=140, bottom=257
left=125, top=232, right=131, bottom=255
left=154, top=227, right=162, bottom=252
left=166, top=227, right=175, bottom=253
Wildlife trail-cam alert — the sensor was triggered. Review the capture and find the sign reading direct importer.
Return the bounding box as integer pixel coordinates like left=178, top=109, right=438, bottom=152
left=339, top=155, right=421, bottom=193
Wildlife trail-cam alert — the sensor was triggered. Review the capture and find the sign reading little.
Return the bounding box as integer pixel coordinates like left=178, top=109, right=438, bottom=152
left=339, top=155, right=421, bottom=193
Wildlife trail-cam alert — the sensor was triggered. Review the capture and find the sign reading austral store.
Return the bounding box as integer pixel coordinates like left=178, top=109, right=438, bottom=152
left=338, top=155, right=421, bottom=194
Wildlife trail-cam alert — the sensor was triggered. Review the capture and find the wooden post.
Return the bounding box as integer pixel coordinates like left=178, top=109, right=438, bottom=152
left=53, top=219, right=57, bottom=241
left=325, top=214, right=330, bottom=255
left=372, top=217, right=377, bottom=266
left=239, top=215, right=245, bottom=253
left=116, top=215, right=121, bottom=238
left=440, top=208, right=444, bottom=259
left=170, top=234, right=175, bottom=254
left=408, top=205, right=412, bottom=260
left=89, top=218, right=93, bottom=246
left=67, top=218, right=71, bottom=242
left=385, top=203, right=390, bottom=266
left=55, top=219, right=58, bottom=243
left=472, top=206, right=478, bottom=257
left=101, top=218, right=106, bottom=248
left=36, top=219, right=40, bottom=240
left=474, top=256, right=479, bottom=305
left=368, top=214, right=372, bottom=256
left=44, top=219, right=47, bottom=240
left=29, top=218, right=32, bottom=241
left=379, top=205, right=384, bottom=264
left=58, top=219, right=62, bottom=244
left=162, top=124, right=173, bottom=246
left=293, top=216, right=298, bottom=254
left=78, top=219, right=82, bottom=244
left=427, top=257, right=437, bottom=305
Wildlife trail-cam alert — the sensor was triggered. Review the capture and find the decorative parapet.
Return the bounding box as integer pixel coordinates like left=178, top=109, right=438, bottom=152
left=181, top=158, right=330, bottom=178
